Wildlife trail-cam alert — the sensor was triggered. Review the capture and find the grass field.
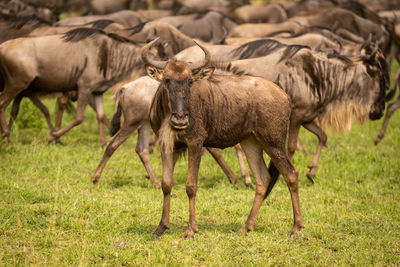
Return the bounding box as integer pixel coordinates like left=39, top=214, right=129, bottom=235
left=1, top=74, right=399, bottom=265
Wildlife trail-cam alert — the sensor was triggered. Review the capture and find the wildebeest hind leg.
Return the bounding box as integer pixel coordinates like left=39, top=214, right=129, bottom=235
left=375, top=95, right=400, bottom=145
left=260, top=138, right=304, bottom=237
left=0, top=84, right=30, bottom=142
left=237, top=136, right=269, bottom=235
left=302, top=121, right=327, bottom=183
left=92, top=122, right=139, bottom=185
left=90, top=94, right=109, bottom=145
left=48, top=89, right=90, bottom=142
left=206, top=147, right=243, bottom=185
left=234, top=144, right=253, bottom=188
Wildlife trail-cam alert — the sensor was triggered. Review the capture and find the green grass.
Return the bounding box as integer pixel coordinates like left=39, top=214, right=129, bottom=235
left=1, top=81, right=400, bottom=265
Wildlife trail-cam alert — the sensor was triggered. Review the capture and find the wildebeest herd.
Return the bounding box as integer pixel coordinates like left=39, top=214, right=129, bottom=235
left=0, top=0, right=399, bottom=238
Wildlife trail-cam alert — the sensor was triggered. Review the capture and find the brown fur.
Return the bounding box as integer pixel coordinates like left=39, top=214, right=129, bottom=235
left=143, top=42, right=304, bottom=238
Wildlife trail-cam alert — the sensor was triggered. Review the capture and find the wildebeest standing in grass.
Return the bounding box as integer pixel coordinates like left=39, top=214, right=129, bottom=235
left=142, top=39, right=304, bottom=238
left=91, top=76, right=247, bottom=188
left=214, top=39, right=389, bottom=181
left=0, top=28, right=144, bottom=144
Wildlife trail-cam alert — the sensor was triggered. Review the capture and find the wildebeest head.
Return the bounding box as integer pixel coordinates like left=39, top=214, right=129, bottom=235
left=359, top=40, right=390, bottom=120
left=142, top=38, right=214, bottom=129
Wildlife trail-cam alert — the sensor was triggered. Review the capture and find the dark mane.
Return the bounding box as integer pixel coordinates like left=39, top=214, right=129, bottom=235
left=63, top=27, right=138, bottom=45
left=231, top=39, right=285, bottom=59
left=211, top=62, right=253, bottom=76
left=230, top=39, right=308, bottom=61
left=88, top=19, right=116, bottom=29
left=326, top=51, right=353, bottom=65
left=129, top=21, right=149, bottom=36
left=63, top=28, right=106, bottom=42
left=280, top=44, right=310, bottom=62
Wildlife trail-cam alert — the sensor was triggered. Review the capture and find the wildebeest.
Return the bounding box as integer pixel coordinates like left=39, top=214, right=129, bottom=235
left=92, top=76, right=248, bottom=188
left=142, top=39, right=304, bottom=238
left=157, top=11, right=237, bottom=43
left=56, top=10, right=147, bottom=28
left=212, top=38, right=389, bottom=181
left=233, top=3, right=288, bottom=24
left=0, top=28, right=144, bottom=144
left=228, top=7, right=390, bottom=53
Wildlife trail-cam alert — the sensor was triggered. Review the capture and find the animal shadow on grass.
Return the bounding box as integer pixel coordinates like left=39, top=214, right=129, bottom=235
left=107, top=174, right=160, bottom=189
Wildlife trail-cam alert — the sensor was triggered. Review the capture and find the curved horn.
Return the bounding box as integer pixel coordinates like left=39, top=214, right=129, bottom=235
left=316, top=38, right=323, bottom=51
left=141, top=37, right=167, bottom=69
left=369, top=41, right=379, bottom=59
left=359, top=33, right=372, bottom=52
left=189, top=40, right=211, bottom=71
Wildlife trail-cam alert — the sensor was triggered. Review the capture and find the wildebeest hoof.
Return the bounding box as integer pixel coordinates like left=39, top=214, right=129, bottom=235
left=152, top=224, right=169, bottom=238
left=55, top=139, right=64, bottom=145
left=183, top=228, right=195, bottom=239
left=374, top=137, right=381, bottom=145
left=306, top=173, right=315, bottom=184
left=290, top=225, right=304, bottom=238
left=152, top=182, right=161, bottom=189
left=47, top=135, right=56, bottom=143
left=245, top=183, right=255, bottom=190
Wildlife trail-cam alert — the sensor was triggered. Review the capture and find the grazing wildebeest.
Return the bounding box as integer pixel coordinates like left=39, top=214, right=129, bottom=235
left=0, top=28, right=144, bottom=144
left=213, top=39, right=389, bottom=181
left=92, top=76, right=248, bottom=188
left=141, top=39, right=304, bottom=238
left=374, top=69, right=400, bottom=144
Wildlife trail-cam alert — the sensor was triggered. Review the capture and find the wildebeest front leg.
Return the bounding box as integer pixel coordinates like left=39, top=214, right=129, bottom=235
left=136, top=122, right=161, bottom=188
left=7, top=94, right=23, bottom=131
left=237, top=137, right=269, bottom=234
left=153, top=150, right=176, bottom=237
left=206, top=147, right=243, bottom=185
left=302, top=121, right=327, bottom=183
left=48, top=90, right=90, bottom=142
left=183, top=144, right=202, bottom=239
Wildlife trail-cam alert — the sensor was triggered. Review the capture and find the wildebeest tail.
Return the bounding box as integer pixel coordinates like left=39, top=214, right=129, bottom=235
left=264, top=162, right=280, bottom=200
left=385, top=69, right=400, bottom=102
left=110, top=91, right=123, bottom=136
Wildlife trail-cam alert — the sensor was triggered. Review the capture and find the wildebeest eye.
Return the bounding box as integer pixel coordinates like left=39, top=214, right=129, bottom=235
left=188, top=79, right=193, bottom=85
left=165, top=78, right=170, bottom=84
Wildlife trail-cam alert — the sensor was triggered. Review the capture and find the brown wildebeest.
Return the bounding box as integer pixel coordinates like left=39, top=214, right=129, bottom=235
left=233, top=3, right=288, bottom=24
left=157, top=11, right=237, bottom=44
left=228, top=7, right=390, bottom=53
left=213, top=38, right=389, bottom=181
left=0, top=28, right=144, bottom=144
left=91, top=76, right=250, bottom=188
left=141, top=39, right=304, bottom=238
left=56, top=10, right=147, bottom=28
left=375, top=69, right=400, bottom=144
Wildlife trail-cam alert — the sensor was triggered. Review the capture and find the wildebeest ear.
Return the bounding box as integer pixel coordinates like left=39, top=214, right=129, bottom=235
left=192, top=66, right=215, bottom=81
left=146, top=65, right=163, bottom=81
